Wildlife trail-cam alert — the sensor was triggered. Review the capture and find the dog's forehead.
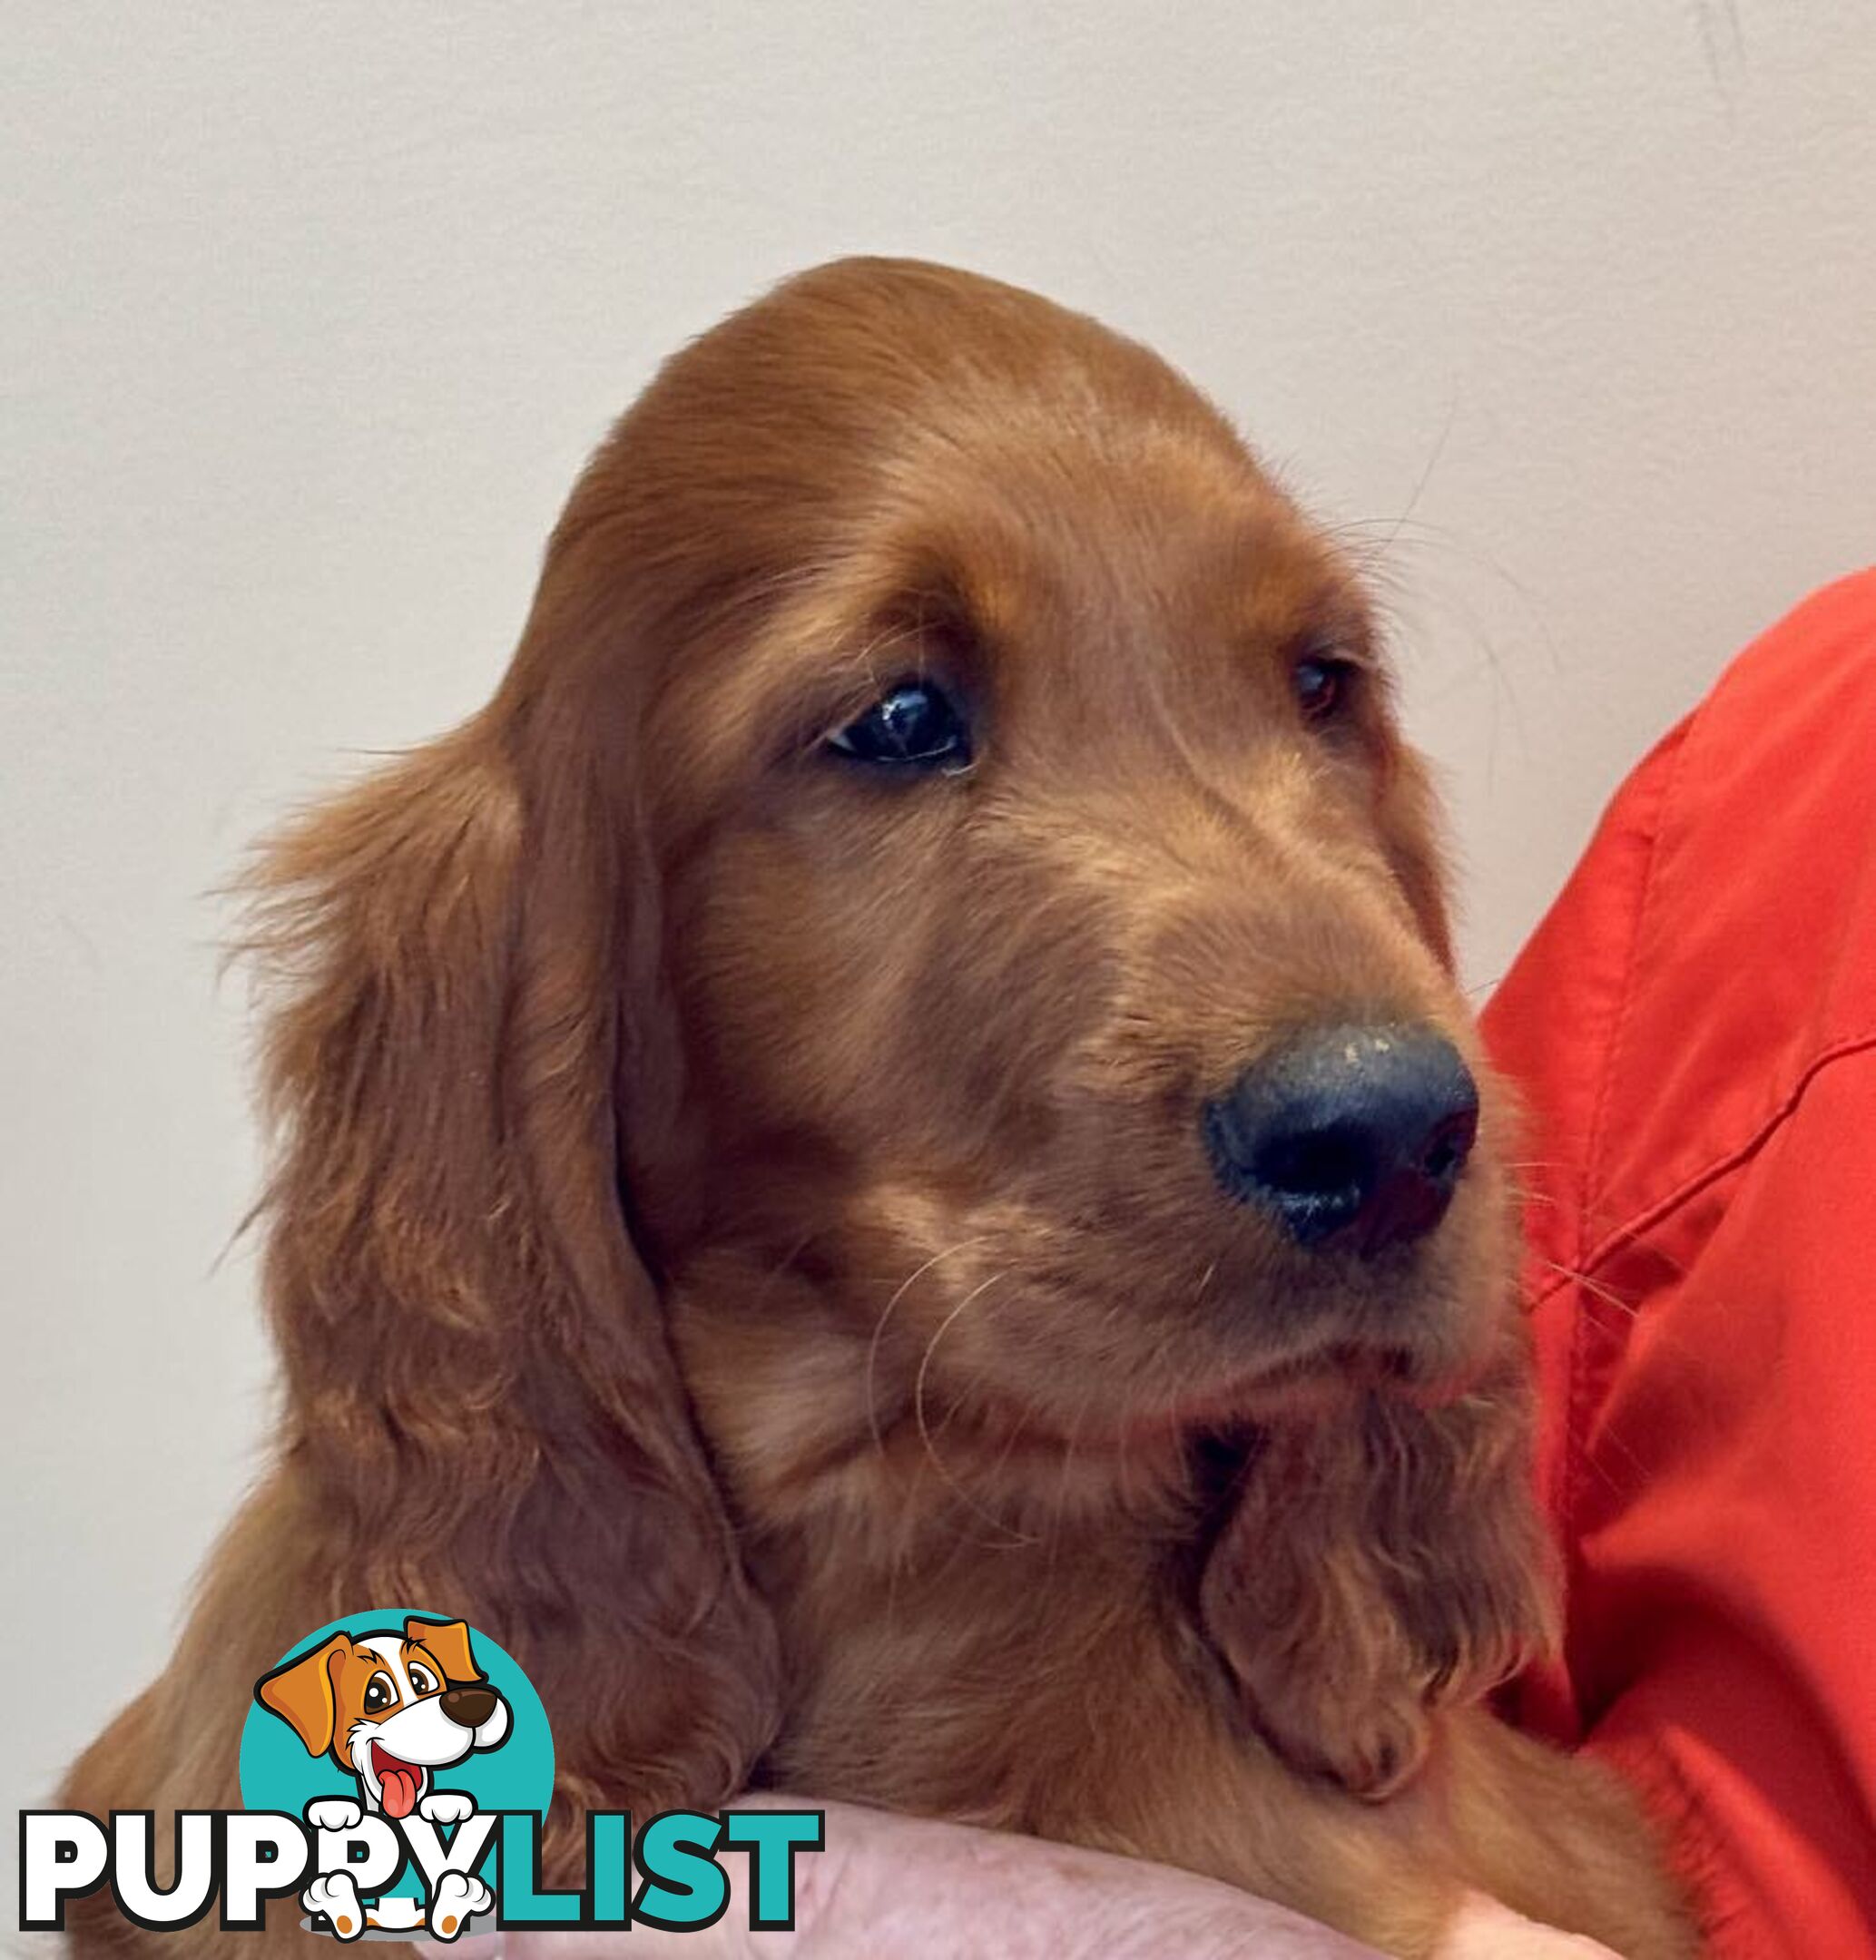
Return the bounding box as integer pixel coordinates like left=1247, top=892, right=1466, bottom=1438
left=652, top=467, right=1367, bottom=817
left=575, top=262, right=1376, bottom=795
left=958, top=466, right=1353, bottom=674
left=352, top=1633, right=411, bottom=1692
left=877, top=489, right=1360, bottom=740
left=878, top=399, right=1363, bottom=691
left=771, top=425, right=1347, bottom=667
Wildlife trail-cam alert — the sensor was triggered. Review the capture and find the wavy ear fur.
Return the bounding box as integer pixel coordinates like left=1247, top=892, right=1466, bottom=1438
left=63, top=674, right=779, bottom=1950
left=1200, top=1337, right=1556, bottom=1801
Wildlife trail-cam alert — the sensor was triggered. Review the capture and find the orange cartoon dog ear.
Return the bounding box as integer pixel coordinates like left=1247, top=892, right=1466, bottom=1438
left=254, top=1633, right=351, bottom=1756
left=408, top=1617, right=481, bottom=1684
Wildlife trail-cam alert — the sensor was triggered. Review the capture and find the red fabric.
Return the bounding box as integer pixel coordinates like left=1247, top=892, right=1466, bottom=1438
left=1485, top=570, right=1876, bottom=1956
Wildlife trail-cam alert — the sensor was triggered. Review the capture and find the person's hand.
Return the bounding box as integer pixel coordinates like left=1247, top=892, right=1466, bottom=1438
left=1435, top=1894, right=1624, bottom=1958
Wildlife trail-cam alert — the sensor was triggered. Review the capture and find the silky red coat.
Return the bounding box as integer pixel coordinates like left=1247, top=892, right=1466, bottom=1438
left=1488, top=570, right=1876, bottom=1955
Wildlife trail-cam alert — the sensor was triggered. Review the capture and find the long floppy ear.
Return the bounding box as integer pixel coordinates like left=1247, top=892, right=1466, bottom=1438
left=232, top=678, right=781, bottom=1862
left=59, top=475, right=780, bottom=1957
left=254, top=1634, right=349, bottom=1757
left=1200, top=1333, right=1556, bottom=1799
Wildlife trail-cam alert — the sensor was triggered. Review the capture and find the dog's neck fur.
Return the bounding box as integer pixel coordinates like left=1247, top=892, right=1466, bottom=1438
left=672, top=1258, right=1239, bottom=1807
left=677, top=1269, right=1463, bottom=1948
left=662, top=1247, right=1686, bottom=1960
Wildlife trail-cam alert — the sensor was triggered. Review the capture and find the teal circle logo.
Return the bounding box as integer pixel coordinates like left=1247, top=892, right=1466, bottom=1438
left=239, top=1610, right=552, bottom=1927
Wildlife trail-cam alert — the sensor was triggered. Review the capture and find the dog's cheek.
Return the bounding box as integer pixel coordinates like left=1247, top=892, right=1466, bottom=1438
left=670, top=825, right=949, bottom=1148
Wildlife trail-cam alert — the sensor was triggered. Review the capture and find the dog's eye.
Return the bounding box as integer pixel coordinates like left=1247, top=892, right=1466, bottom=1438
left=1292, top=651, right=1357, bottom=724
left=827, top=681, right=972, bottom=771
left=407, top=1663, right=437, bottom=1696
left=361, top=1673, right=396, bottom=1714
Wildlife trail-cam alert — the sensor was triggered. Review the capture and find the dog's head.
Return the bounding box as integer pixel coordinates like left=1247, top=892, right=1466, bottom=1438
left=555, top=260, right=1508, bottom=1430
left=254, top=1618, right=509, bottom=1818
left=252, top=257, right=1520, bottom=1819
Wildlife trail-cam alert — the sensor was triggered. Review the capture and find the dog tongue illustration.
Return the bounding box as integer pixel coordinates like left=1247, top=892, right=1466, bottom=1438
left=371, top=1745, right=422, bottom=1819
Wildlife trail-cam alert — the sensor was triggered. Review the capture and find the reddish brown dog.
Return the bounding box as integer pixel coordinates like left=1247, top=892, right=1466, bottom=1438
left=65, top=259, right=1693, bottom=1956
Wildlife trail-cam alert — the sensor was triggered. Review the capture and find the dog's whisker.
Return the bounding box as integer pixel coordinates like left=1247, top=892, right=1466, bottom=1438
left=908, top=1269, right=1038, bottom=1548
left=1527, top=1260, right=1710, bottom=1384
left=1534, top=1257, right=1644, bottom=1320
left=864, top=1235, right=989, bottom=1460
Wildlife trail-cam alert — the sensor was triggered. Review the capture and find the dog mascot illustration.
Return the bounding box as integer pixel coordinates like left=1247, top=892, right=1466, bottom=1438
left=254, top=1616, right=508, bottom=1937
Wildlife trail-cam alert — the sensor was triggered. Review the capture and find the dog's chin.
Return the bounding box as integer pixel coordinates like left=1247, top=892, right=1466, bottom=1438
left=1168, top=1338, right=1490, bottom=1430
left=979, top=1335, right=1490, bottom=1461
left=1126, top=1277, right=1510, bottom=1433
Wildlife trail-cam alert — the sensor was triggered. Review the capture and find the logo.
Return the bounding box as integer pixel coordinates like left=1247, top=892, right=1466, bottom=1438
left=22, top=1610, right=821, bottom=1940
left=241, top=1610, right=551, bottom=1936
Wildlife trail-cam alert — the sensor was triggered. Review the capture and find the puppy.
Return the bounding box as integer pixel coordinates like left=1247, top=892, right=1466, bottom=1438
left=64, top=258, right=1695, bottom=1956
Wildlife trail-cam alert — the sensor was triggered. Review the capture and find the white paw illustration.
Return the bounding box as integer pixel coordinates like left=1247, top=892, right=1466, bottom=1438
left=426, top=1870, right=493, bottom=1941
left=300, top=1871, right=365, bottom=1941
left=305, top=1797, right=364, bottom=1833
left=417, top=1789, right=475, bottom=1827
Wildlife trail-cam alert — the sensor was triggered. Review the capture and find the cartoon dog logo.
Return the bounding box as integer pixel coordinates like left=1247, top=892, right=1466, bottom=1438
left=255, top=1616, right=508, bottom=1936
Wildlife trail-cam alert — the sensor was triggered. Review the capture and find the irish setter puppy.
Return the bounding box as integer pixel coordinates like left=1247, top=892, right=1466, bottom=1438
left=64, top=258, right=1693, bottom=1956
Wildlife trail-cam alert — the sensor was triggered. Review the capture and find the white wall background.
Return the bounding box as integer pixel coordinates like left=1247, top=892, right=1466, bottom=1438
left=5, top=0, right=1874, bottom=1881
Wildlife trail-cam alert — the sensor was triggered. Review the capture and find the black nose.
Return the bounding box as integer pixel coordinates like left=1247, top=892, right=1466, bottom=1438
left=1203, top=1024, right=1479, bottom=1255
left=439, top=1684, right=497, bottom=1730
